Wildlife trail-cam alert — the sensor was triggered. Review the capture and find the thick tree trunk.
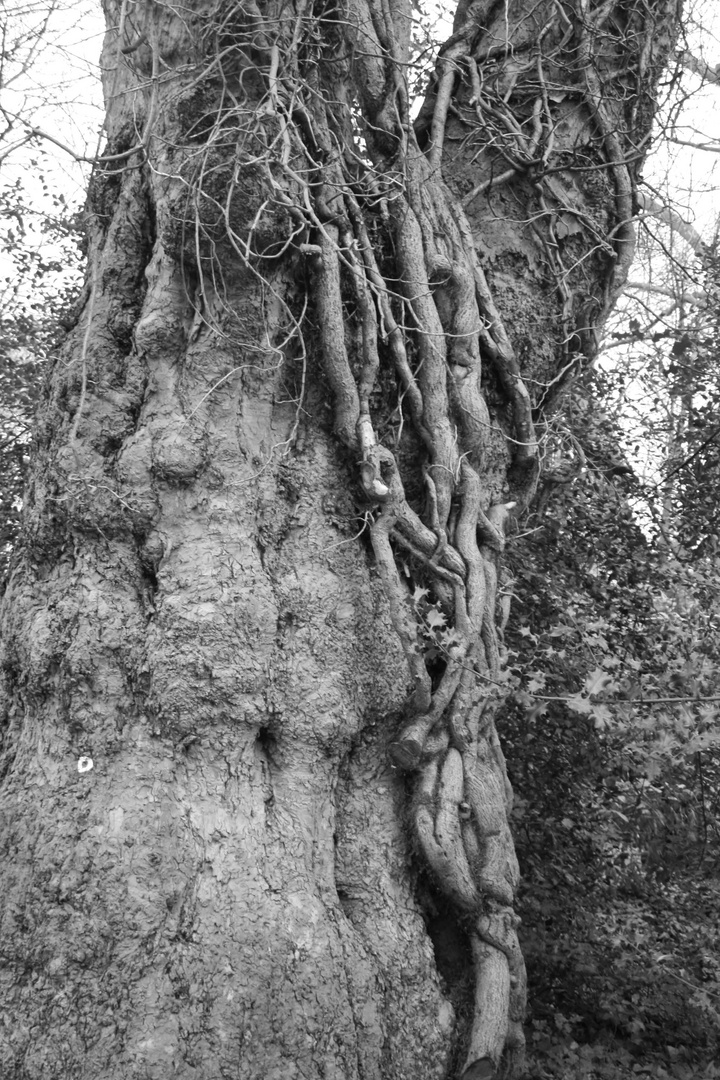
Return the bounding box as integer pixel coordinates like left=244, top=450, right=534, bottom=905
left=0, top=1, right=680, bottom=1077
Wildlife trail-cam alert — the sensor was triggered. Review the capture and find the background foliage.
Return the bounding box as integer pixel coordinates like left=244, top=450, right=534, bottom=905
left=502, top=362, right=720, bottom=1077
left=0, top=175, right=83, bottom=579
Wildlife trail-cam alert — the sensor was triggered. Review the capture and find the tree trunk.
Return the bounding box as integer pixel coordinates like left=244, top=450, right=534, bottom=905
left=0, top=1, right=680, bottom=1077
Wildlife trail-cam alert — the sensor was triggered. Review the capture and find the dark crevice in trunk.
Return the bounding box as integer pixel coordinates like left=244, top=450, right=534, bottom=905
left=139, top=558, right=158, bottom=599
left=418, top=880, right=476, bottom=1079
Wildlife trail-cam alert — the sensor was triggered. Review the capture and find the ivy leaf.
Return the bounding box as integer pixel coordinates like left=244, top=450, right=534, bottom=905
left=555, top=213, right=583, bottom=241
left=437, top=629, right=462, bottom=652
left=527, top=672, right=546, bottom=693
left=583, top=667, right=618, bottom=696
left=528, top=701, right=549, bottom=721
left=566, top=693, right=593, bottom=716
left=425, top=607, right=446, bottom=630
left=590, top=703, right=613, bottom=731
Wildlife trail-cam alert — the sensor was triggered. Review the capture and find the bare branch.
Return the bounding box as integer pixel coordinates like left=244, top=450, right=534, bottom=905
left=636, top=191, right=707, bottom=255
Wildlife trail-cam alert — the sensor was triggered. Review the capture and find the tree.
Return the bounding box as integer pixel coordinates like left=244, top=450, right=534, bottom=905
left=0, top=176, right=85, bottom=578
left=0, top=1, right=681, bottom=1078
left=1, top=0, right=99, bottom=576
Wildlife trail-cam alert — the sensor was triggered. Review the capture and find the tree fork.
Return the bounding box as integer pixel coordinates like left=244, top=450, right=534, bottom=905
left=0, top=0, right=682, bottom=1078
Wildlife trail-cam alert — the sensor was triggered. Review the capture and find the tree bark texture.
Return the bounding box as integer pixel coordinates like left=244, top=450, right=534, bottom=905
left=0, top=1, right=680, bottom=1078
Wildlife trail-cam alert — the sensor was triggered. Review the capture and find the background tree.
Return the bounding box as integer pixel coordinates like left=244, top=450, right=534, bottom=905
left=500, top=371, right=720, bottom=1075
left=0, top=1, right=681, bottom=1079
left=1, top=0, right=99, bottom=576
left=0, top=178, right=84, bottom=577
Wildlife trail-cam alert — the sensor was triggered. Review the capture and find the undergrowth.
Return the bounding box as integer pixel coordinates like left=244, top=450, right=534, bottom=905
left=502, top=381, right=720, bottom=1078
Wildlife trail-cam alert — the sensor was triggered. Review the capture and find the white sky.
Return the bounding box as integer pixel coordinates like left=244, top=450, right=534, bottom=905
left=1, top=1, right=104, bottom=191
left=1, top=1, right=104, bottom=313
left=648, top=1, right=720, bottom=237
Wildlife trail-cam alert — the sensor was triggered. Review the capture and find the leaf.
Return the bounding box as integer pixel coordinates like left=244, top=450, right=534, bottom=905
left=554, top=212, right=583, bottom=239
left=583, top=667, right=618, bottom=696
left=528, top=701, right=549, bottom=721
left=527, top=671, right=546, bottom=692
left=437, top=628, right=462, bottom=652
left=590, top=703, right=613, bottom=730
left=424, top=607, right=446, bottom=630
left=566, top=693, right=593, bottom=716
